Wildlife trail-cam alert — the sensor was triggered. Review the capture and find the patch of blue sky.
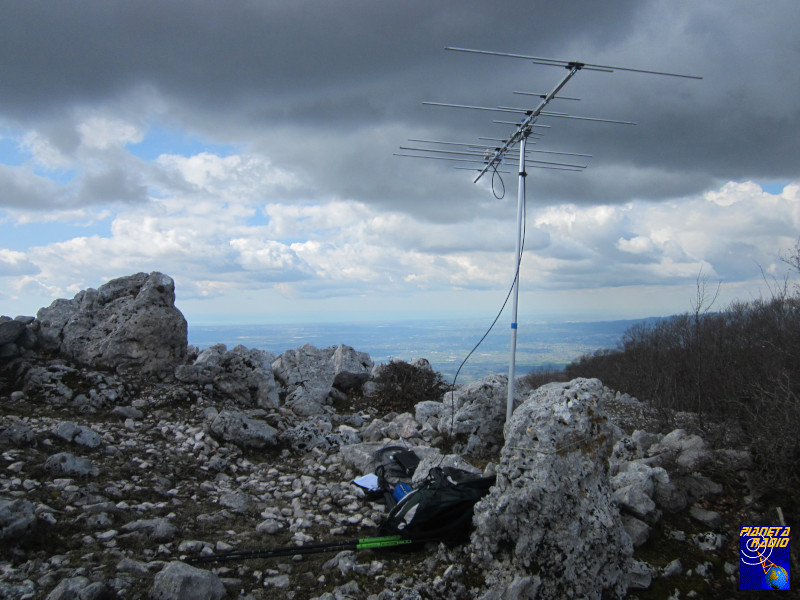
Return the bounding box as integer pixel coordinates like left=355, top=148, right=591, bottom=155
left=0, top=219, right=112, bottom=252
left=31, top=165, right=78, bottom=186
left=0, top=134, right=24, bottom=166
left=127, top=125, right=238, bottom=160
left=759, top=181, right=790, bottom=195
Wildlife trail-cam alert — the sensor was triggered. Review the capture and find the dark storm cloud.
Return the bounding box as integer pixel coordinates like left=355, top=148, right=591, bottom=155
left=2, top=1, right=798, bottom=213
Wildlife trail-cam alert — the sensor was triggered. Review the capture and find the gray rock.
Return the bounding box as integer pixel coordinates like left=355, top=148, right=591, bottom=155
left=647, top=429, right=711, bottom=473
left=470, top=378, right=632, bottom=599
left=175, top=344, right=279, bottom=409
left=653, top=477, right=688, bottom=513
left=263, top=574, right=290, bottom=588
left=45, top=576, right=89, bottom=600
left=692, top=531, right=724, bottom=551
left=610, top=461, right=668, bottom=523
left=626, top=560, right=655, bottom=590
left=436, top=374, right=517, bottom=455
left=272, top=344, right=372, bottom=412
left=0, top=316, right=27, bottom=345
left=54, top=421, right=103, bottom=448
left=0, top=497, right=37, bottom=542
left=0, top=580, right=36, bottom=600
left=121, top=517, right=178, bottom=542
left=689, top=505, right=722, bottom=527
left=621, top=514, right=651, bottom=547
left=209, top=410, right=277, bottom=449
left=0, top=421, right=36, bottom=447
left=44, top=452, right=99, bottom=478
left=219, top=492, right=252, bottom=513
left=36, top=272, right=187, bottom=377
left=662, top=558, right=683, bottom=577
left=414, top=401, right=442, bottom=427
left=331, top=344, right=373, bottom=391
left=110, top=406, right=144, bottom=420
left=411, top=453, right=480, bottom=486
left=150, top=561, right=225, bottom=600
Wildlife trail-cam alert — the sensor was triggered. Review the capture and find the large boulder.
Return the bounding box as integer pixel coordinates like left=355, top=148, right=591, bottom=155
left=470, top=378, right=632, bottom=599
left=36, top=272, right=187, bottom=377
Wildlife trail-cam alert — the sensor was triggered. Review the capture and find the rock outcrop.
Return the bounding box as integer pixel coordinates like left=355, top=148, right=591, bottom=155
left=272, top=344, right=373, bottom=416
left=36, top=272, right=187, bottom=377
left=471, top=379, right=632, bottom=599
left=176, top=343, right=279, bottom=409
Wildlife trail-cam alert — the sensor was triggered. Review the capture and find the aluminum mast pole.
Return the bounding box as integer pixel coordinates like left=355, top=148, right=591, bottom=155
left=507, top=130, right=528, bottom=423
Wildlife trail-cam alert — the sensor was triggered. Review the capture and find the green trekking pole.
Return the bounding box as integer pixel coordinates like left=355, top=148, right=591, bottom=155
left=187, top=535, right=414, bottom=565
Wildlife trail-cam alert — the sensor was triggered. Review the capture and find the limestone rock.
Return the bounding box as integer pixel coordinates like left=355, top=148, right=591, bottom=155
left=176, top=344, right=279, bottom=409
left=36, top=272, right=187, bottom=377
left=646, top=428, right=711, bottom=473
left=436, top=374, right=516, bottom=455
left=411, top=453, right=480, bottom=486
left=150, top=561, right=225, bottom=600
left=0, top=497, right=37, bottom=542
left=470, top=378, right=632, bottom=599
left=54, top=421, right=103, bottom=448
left=121, top=517, right=178, bottom=542
left=273, top=344, right=372, bottom=414
left=208, top=410, right=277, bottom=449
left=44, top=452, right=99, bottom=478
left=610, top=460, right=668, bottom=523
left=0, top=421, right=36, bottom=447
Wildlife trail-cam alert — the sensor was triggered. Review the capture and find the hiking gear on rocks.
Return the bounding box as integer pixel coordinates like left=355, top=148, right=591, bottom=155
left=378, top=466, right=496, bottom=544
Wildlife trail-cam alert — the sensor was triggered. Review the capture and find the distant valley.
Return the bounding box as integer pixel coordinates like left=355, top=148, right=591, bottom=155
left=188, top=317, right=659, bottom=383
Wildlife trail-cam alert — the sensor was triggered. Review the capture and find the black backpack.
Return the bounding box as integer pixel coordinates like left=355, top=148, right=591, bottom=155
left=378, top=466, right=496, bottom=545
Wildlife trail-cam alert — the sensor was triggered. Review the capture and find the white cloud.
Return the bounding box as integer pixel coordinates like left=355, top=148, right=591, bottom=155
left=157, top=153, right=299, bottom=201
left=704, top=180, right=765, bottom=206
left=0, top=248, right=37, bottom=276
left=617, top=235, right=654, bottom=254
left=78, top=117, right=144, bottom=149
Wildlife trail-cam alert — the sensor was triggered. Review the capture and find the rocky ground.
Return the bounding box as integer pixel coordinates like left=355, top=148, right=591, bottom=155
left=0, top=272, right=793, bottom=599
left=0, top=365, right=773, bottom=600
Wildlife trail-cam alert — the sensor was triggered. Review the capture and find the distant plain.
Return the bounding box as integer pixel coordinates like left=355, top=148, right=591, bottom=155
left=188, top=317, right=657, bottom=383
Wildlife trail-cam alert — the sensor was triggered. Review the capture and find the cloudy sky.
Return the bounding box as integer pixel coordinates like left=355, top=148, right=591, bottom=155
left=1, top=1, right=799, bottom=325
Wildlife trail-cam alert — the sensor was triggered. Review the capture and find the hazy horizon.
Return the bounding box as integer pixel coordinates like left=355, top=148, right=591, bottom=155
left=187, top=315, right=658, bottom=383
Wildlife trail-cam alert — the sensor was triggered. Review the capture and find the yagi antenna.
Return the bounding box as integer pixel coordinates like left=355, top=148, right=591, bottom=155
left=398, top=47, right=701, bottom=426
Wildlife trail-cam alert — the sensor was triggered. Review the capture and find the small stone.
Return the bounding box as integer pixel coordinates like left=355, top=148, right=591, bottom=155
left=263, top=574, right=290, bottom=588
left=662, top=558, right=683, bottom=577
left=688, top=505, right=722, bottom=527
